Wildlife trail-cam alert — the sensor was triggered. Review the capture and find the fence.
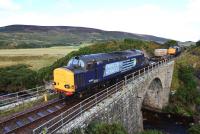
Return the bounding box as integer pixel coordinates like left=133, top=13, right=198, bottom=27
left=0, top=86, right=52, bottom=108
left=33, top=58, right=173, bottom=134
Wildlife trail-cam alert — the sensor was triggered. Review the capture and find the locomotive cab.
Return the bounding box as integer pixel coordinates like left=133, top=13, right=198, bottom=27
left=53, top=68, right=75, bottom=96
left=53, top=57, right=85, bottom=96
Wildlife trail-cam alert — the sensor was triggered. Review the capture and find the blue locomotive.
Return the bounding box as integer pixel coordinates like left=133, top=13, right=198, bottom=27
left=53, top=50, right=148, bottom=97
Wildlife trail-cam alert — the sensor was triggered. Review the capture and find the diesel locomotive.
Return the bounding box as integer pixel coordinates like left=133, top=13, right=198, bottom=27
left=53, top=50, right=148, bottom=97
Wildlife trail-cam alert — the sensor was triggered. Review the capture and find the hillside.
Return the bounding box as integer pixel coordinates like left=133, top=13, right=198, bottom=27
left=165, top=44, right=200, bottom=116
left=0, top=25, right=169, bottom=49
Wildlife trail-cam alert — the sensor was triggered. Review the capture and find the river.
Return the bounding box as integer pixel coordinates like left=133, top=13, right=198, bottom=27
left=142, top=108, right=194, bottom=134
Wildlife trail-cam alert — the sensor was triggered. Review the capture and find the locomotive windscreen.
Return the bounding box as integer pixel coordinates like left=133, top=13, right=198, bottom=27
left=67, top=58, right=85, bottom=69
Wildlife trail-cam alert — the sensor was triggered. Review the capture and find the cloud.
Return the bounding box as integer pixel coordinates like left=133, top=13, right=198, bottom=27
left=186, top=0, right=200, bottom=22
left=0, top=0, right=199, bottom=41
left=0, top=0, right=20, bottom=11
left=55, top=0, right=72, bottom=9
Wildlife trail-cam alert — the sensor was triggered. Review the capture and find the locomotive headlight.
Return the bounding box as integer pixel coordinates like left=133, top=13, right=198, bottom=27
left=64, top=84, right=70, bottom=89
left=53, top=82, right=56, bottom=85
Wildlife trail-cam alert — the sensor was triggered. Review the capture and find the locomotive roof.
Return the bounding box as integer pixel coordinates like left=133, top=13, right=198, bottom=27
left=78, top=50, right=143, bottom=63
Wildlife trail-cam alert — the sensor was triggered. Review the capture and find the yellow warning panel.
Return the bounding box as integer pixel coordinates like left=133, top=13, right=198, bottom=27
left=53, top=68, right=75, bottom=93
left=167, top=48, right=176, bottom=55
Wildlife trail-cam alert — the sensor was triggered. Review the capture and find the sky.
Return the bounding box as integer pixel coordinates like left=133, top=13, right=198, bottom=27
left=0, top=0, right=199, bottom=41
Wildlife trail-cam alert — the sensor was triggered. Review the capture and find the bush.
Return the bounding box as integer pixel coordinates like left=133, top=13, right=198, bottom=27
left=188, top=124, right=200, bottom=134
left=71, top=122, right=127, bottom=134
left=0, top=64, right=38, bottom=92
left=175, top=65, right=198, bottom=105
left=85, top=122, right=127, bottom=134
left=137, top=130, right=163, bottom=134
left=164, top=40, right=177, bottom=48
left=165, top=63, right=199, bottom=115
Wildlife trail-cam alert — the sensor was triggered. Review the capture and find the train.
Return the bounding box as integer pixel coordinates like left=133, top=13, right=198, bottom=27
left=53, top=46, right=181, bottom=98
left=151, top=46, right=181, bottom=61
left=53, top=50, right=148, bottom=98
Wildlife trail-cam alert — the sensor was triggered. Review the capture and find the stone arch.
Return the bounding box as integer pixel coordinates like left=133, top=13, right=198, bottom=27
left=142, top=77, right=164, bottom=109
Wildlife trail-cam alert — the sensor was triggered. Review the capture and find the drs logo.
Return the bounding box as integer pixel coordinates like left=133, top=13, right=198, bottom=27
left=103, top=62, right=121, bottom=77
left=103, top=58, right=137, bottom=77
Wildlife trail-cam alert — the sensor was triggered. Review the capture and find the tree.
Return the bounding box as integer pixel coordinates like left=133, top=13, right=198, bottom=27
left=196, top=40, right=200, bottom=47
left=164, top=40, right=177, bottom=48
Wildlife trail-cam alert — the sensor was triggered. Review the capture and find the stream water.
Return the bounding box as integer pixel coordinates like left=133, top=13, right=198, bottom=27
left=142, top=108, right=194, bottom=134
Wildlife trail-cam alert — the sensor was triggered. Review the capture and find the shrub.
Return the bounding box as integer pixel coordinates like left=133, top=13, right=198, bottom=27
left=85, top=122, right=127, bottom=134
left=164, top=40, right=177, bottom=48
left=165, top=63, right=199, bottom=115
left=175, top=65, right=198, bottom=105
left=0, top=64, right=38, bottom=92
left=188, top=124, right=200, bottom=134
left=137, top=130, right=163, bottom=134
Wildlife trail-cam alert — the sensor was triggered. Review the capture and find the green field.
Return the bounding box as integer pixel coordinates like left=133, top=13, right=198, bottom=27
left=0, top=46, right=78, bottom=70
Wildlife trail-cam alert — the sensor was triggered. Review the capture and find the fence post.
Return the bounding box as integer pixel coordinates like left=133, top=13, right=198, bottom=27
left=16, top=92, right=19, bottom=102
left=132, top=73, right=135, bottom=82
left=152, top=64, right=154, bottom=71
left=36, top=87, right=39, bottom=98
left=125, top=76, right=127, bottom=85
left=106, top=88, right=109, bottom=98
left=115, top=83, right=118, bottom=93
left=80, top=102, right=83, bottom=116
left=61, top=113, right=64, bottom=128
left=139, top=69, right=140, bottom=77
left=95, top=94, right=97, bottom=106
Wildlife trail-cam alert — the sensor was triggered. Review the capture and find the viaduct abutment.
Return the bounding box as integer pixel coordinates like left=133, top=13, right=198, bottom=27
left=34, top=60, right=174, bottom=134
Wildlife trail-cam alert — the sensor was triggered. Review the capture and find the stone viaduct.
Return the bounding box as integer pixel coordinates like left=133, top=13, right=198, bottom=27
left=34, top=60, right=174, bottom=134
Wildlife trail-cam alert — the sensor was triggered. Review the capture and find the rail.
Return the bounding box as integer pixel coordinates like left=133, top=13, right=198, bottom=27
left=33, top=58, right=173, bottom=134
left=0, top=98, right=64, bottom=134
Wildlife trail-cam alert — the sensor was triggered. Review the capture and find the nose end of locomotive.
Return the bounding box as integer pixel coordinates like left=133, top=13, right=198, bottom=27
left=53, top=68, right=75, bottom=96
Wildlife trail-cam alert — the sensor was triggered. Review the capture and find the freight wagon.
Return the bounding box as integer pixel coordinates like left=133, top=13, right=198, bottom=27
left=151, top=46, right=181, bottom=62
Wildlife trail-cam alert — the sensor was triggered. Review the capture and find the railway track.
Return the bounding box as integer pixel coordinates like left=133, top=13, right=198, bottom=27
left=0, top=86, right=120, bottom=134
left=0, top=98, right=79, bottom=134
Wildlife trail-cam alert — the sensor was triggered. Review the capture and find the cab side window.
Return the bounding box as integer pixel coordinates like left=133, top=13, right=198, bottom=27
left=137, top=57, right=142, bottom=65
left=87, top=63, right=94, bottom=70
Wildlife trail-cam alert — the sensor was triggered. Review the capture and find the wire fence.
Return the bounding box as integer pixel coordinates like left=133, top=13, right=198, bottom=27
left=0, top=85, right=53, bottom=108
left=33, top=58, right=173, bottom=134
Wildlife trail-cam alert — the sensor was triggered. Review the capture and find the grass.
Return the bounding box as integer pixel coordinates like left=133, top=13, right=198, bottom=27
left=0, top=46, right=78, bottom=70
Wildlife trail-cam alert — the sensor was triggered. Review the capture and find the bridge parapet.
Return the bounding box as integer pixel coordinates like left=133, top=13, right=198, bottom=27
left=33, top=59, right=174, bottom=134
